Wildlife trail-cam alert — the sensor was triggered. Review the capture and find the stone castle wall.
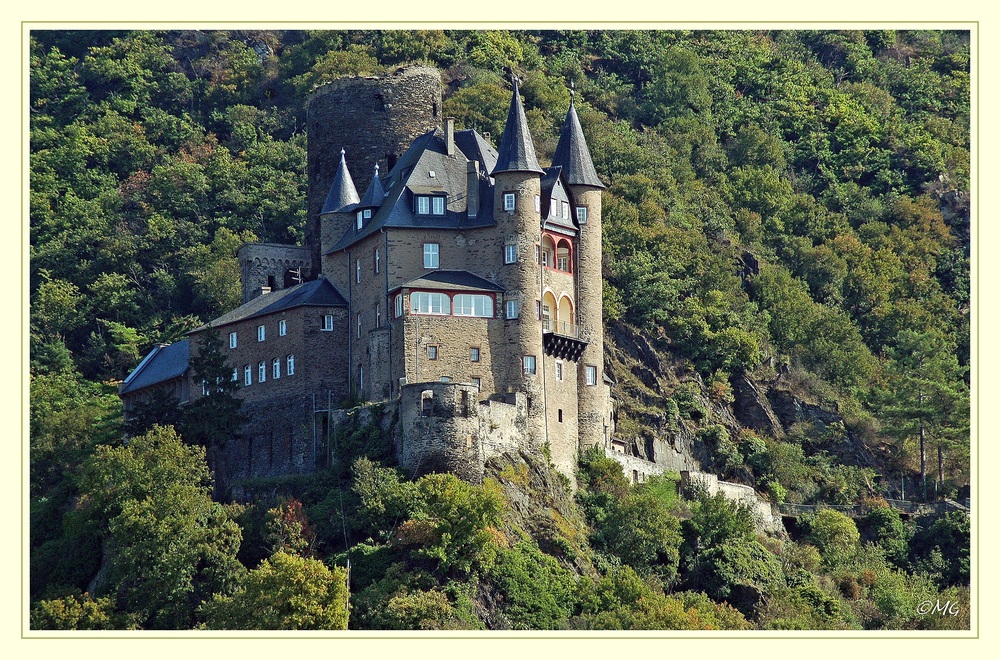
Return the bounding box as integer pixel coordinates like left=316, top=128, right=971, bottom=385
left=237, top=243, right=312, bottom=304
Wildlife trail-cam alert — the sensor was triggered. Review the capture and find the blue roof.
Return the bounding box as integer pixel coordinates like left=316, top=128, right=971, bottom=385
left=202, top=276, right=348, bottom=329
left=119, top=339, right=191, bottom=395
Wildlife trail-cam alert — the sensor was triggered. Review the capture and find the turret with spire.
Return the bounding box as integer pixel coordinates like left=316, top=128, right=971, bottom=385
left=319, top=149, right=361, bottom=287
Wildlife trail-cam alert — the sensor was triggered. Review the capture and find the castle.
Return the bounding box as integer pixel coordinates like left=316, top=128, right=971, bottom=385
left=119, top=66, right=614, bottom=485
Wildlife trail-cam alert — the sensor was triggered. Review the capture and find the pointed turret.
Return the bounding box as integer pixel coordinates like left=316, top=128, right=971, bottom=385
left=551, top=87, right=604, bottom=189
left=491, top=76, right=544, bottom=176
left=320, top=149, right=360, bottom=216
left=357, top=163, right=386, bottom=209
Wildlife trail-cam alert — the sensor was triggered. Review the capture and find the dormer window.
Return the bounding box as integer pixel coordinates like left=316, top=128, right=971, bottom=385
left=550, top=199, right=558, bottom=218
left=415, top=194, right=446, bottom=216
left=356, top=211, right=363, bottom=230
left=562, top=201, right=569, bottom=220
left=364, top=209, right=372, bottom=219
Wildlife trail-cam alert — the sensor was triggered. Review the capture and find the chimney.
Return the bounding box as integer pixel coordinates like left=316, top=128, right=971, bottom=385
left=444, top=117, right=455, bottom=157
left=467, top=160, right=480, bottom=219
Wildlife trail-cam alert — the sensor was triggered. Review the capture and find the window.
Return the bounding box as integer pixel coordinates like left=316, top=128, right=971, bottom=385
left=374, top=248, right=381, bottom=274
left=576, top=206, right=588, bottom=224
left=470, top=347, right=480, bottom=362
left=357, top=313, right=362, bottom=339
left=505, top=300, right=519, bottom=319
left=359, top=366, right=364, bottom=392
left=534, top=194, right=540, bottom=212
left=504, top=244, right=517, bottom=264
left=232, top=368, right=238, bottom=382
left=562, top=201, right=569, bottom=220
left=356, top=258, right=361, bottom=283
left=523, top=355, right=536, bottom=375
left=364, top=208, right=372, bottom=219
left=550, top=199, right=558, bottom=218
left=356, top=211, right=363, bottom=230
left=273, top=358, right=281, bottom=379
left=428, top=345, right=438, bottom=360
left=257, top=325, right=265, bottom=342
left=432, top=196, right=445, bottom=215
left=541, top=250, right=548, bottom=267
left=558, top=409, right=563, bottom=423
left=279, top=319, right=287, bottom=336
left=586, top=365, right=598, bottom=386
left=535, top=245, right=540, bottom=263
left=375, top=303, right=382, bottom=327
left=322, top=314, right=334, bottom=331
left=229, top=332, right=237, bottom=349
left=471, top=377, right=481, bottom=389
left=202, top=380, right=209, bottom=397
left=411, top=291, right=449, bottom=315
left=416, top=195, right=430, bottom=215
left=244, top=365, right=252, bottom=386
left=536, top=300, right=541, bottom=319
left=453, top=294, right=493, bottom=318
left=287, top=354, right=295, bottom=376
left=555, top=361, right=563, bottom=381
left=504, top=192, right=516, bottom=211
left=394, top=293, right=403, bottom=318
left=423, top=243, right=439, bottom=269
left=258, top=361, right=266, bottom=383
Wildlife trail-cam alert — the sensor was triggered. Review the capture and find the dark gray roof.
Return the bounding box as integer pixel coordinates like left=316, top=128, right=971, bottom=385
left=357, top=164, right=387, bottom=209
left=119, top=339, right=190, bottom=395
left=454, top=129, right=498, bottom=176
left=199, top=276, right=348, bottom=329
left=328, top=129, right=497, bottom=253
left=491, top=78, right=544, bottom=176
left=551, top=101, right=605, bottom=189
left=396, top=270, right=504, bottom=293
left=320, top=149, right=361, bottom=215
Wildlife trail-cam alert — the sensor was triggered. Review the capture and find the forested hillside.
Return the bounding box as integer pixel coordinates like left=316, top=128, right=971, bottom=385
left=29, top=29, right=971, bottom=630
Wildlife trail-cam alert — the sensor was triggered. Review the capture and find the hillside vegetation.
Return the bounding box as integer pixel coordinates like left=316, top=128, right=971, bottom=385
left=29, top=29, right=970, bottom=630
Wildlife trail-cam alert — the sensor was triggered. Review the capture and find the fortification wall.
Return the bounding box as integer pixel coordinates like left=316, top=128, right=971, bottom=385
left=237, top=244, right=312, bottom=304
left=680, top=470, right=784, bottom=534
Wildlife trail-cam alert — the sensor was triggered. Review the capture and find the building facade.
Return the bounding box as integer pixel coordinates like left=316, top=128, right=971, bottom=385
left=120, top=66, right=614, bottom=483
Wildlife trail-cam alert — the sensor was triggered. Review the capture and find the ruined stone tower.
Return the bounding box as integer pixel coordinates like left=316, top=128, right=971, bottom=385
left=306, top=66, right=443, bottom=277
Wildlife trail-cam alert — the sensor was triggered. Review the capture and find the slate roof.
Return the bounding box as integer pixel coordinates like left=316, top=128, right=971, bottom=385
left=395, top=270, right=504, bottom=293
left=119, top=339, right=190, bottom=395
left=320, top=149, right=361, bottom=215
left=551, top=100, right=605, bottom=189
left=453, top=129, right=499, bottom=176
left=491, top=77, right=544, bottom=176
left=356, top=164, right=387, bottom=209
left=198, top=276, right=348, bottom=329
left=328, top=129, right=497, bottom=253
left=540, top=166, right=577, bottom=233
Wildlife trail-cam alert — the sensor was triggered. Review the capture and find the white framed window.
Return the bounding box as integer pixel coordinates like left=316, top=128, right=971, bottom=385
left=506, top=300, right=519, bottom=319
left=417, top=195, right=430, bottom=215
left=375, top=303, right=382, bottom=327
left=287, top=354, right=295, bottom=376
left=534, top=194, right=540, bottom=212
left=555, top=361, right=563, bottom=381
left=244, top=365, right=252, bottom=386
left=428, top=345, right=438, bottom=360
left=411, top=291, right=449, bottom=315
left=536, top=300, right=541, bottom=319
left=232, top=368, right=238, bottom=382
left=586, top=365, right=598, bottom=386
left=229, top=332, right=237, bottom=349
left=273, top=358, right=281, bottom=379
left=363, top=208, right=372, bottom=219
left=374, top=248, right=381, bottom=273
left=576, top=206, right=588, bottom=224
left=201, top=379, right=209, bottom=397
left=395, top=293, right=403, bottom=318
left=470, top=347, right=480, bottom=362
left=432, top=196, right=445, bottom=215
left=279, top=319, right=287, bottom=336
left=356, top=258, right=361, bottom=283
left=535, top=245, right=540, bottom=263
left=257, top=325, right=265, bottom=342
left=504, top=192, right=516, bottom=211
left=356, top=210, right=363, bottom=230
left=550, top=199, right=558, bottom=218
left=322, top=314, right=334, bottom=331
left=357, top=313, right=362, bottom=339
left=523, top=355, right=536, bottom=375
left=504, top=244, right=517, bottom=264
left=258, top=361, right=266, bottom=383
left=453, top=294, right=493, bottom=318
left=423, top=243, right=439, bottom=269
left=541, top=250, right=549, bottom=267
left=562, top=201, right=569, bottom=220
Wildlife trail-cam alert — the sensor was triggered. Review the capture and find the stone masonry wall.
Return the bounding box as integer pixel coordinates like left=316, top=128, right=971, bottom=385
left=680, top=470, right=784, bottom=534
left=237, top=243, right=312, bottom=305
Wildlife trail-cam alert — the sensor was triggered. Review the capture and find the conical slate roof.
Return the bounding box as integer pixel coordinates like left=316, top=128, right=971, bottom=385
left=491, top=76, right=544, bottom=176
left=357, top=163, right=386, bottom=208
left=551, top=96, right=604, bottom=189
left=320, top=149, right=360, bottom=215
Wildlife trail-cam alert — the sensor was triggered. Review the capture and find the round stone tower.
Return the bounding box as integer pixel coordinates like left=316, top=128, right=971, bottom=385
left=305, top=65, right=442, bottom=277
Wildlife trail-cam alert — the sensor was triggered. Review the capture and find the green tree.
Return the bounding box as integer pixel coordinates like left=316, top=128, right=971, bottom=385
left=806, top=509, right=861, bottom=565
left=199, top=552, right=349, bottom=630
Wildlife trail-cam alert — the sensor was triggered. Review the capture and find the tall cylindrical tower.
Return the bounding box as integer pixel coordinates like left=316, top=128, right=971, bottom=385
left=306, top=66, right=442, bottom=277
